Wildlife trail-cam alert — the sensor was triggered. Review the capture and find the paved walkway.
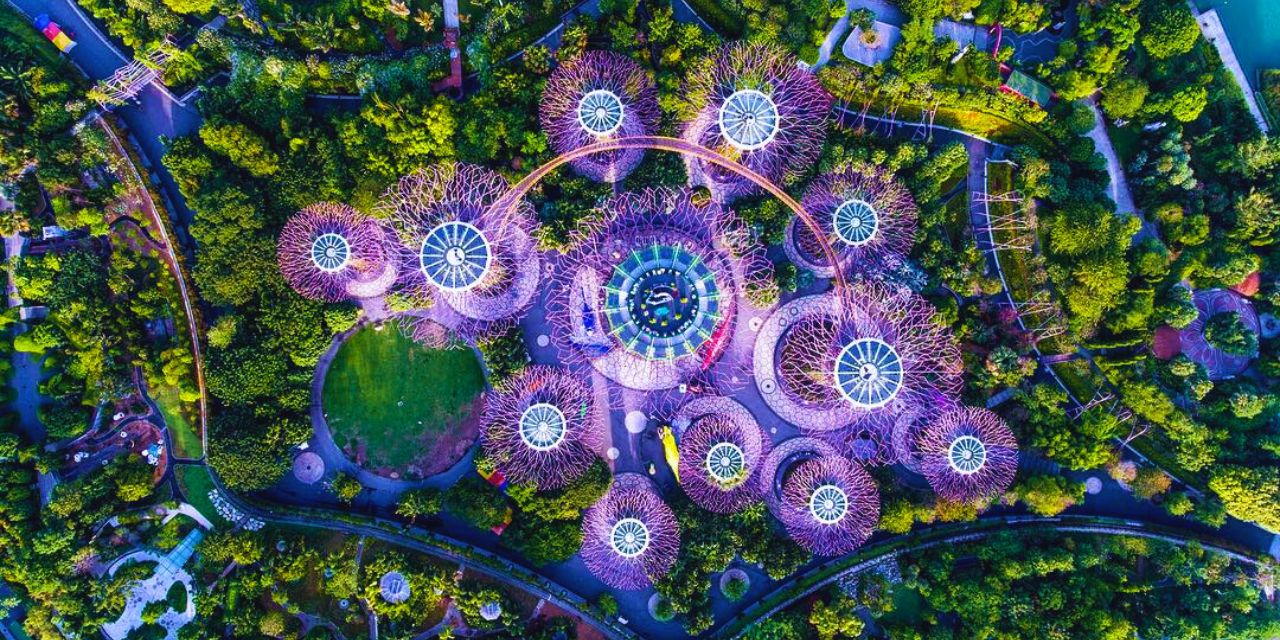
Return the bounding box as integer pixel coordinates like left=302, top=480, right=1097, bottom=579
left=1190, top=6, right=1269, bottom=134
left=102, top=529, right=203, bottom=640
left=1083, top=97, right=1138, bottom=216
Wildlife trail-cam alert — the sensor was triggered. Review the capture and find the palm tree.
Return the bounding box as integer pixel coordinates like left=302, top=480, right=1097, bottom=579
left=0, top=65, right=34, bottom=104
left=413, top=9, right=434, bottom=32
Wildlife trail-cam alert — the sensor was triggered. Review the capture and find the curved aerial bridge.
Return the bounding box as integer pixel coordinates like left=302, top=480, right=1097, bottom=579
left=485, top=135, right=848, bottom=292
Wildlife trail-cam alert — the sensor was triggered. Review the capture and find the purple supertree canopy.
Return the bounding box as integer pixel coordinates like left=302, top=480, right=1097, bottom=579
left=378, top=163, right=541, bottom=340
left=778, top=455, right=879, bottom=557
left=820, top=411, right=899, bottom=467
left=480, top=366, right=602, bottom=490
left=787, top=165, right=919, bottom=277
left=916, top=406, right=1018, bottom=504
left=681, top=42, right=831, bottom=201
left=549, top=187, right=763, bottom=391
left=277, top=203, right=391, bottom=302
left=540, top=50, right=660, bottom=183
left=580, top=477, right=680, bottom=590
left=755, top=283, right=962, bottom=432
left=678, top=412, right=769, bottom=514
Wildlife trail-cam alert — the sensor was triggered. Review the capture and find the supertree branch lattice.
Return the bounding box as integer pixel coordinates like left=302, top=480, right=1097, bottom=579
left=277, top=202, right=392, bottom=302
left=378, top=163, right=541, bottom=340
left=916, top=406, right=1018, bottom=504
left=681, top=42, right=831, bottom=202
left=580, top=475, right=680, bottom=590
left=480, top=366, right=602, bottom=490
left=539, top=50, right=660, bottom=183
left=549, top=187, right=765, bottom=391
left=785, top=165, right=919, bottom=278
left=778, top=455, right=880, bottom=556
left=820, top=411, right=900, bottom=467
left=677, top=409, right=770, bottom=514
left=754, top=283, right=962, bottom=432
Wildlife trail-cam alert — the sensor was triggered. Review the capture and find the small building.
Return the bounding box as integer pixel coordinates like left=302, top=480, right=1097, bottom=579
left=379, top=571, right=411, bottom=604
left=1001, top=69, right=1054, bottom=109
left=41, top=225, right=68, bottom=240
left=842, top=21, right=902, bottom=66
left=934, top=20, right=992, bottom=53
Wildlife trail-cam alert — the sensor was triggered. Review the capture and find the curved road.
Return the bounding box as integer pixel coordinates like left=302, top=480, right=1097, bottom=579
left=714, top=513, right=1274, bottom=639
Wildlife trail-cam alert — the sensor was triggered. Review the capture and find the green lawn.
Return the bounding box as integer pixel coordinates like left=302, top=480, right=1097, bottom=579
left=152, top=382, right=202, bottom=459
left=321, top=326, right=486, bottom=476
left=174, top=464, right=222, bottom=525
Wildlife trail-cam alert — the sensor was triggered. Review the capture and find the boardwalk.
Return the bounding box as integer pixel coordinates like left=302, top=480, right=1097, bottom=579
left=1191, top=7, right=1270, bottom=134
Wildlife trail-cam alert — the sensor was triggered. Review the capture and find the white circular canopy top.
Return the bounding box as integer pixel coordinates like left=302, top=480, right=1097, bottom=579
left=948, top=434, right=987, bottom=475
left=832, top=199, right=880, bottom=247
left=420, top=221, right=492, bottom=291
left=704, top=442, right=746, bottom=485
left=808, top=484, right=848, bottom=524
left=718, top=89, right=780, bottom=151
left=610, top=517, right=650, bottom=558
left=311, top=232, right=351, bottom=273
left=834, top=338, right=903, bottom=409
left=519, top=403, right=567, bottom=451
left=577, top=89, right=626, bottom=136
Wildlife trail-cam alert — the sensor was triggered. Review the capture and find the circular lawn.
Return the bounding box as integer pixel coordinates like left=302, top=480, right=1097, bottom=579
left=321, top=325, right=486, bottom=479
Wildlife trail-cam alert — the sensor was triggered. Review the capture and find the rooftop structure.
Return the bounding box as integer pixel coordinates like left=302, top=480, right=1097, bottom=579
left=916, top=406, right=1018, bottom=503
left=379, top=571, right=411, bottom=604
left=777, top=455, right=879, bottom=556
left=540, top=51, right=661, bottom=183
left=676, top=400, right=770, bottom=513
left=785, top=165, right=919, bottom=278
left=480, top=366, right=602, bottom=490
left=379, top=163, right=541, bottom=340
left=550, top=188, right=768, bottom=390
left=277, top=203, right=391, bottom=302
left=580, top=475, right=679, bottom=590
left=754, top=283, right=962, bottom=432
left=681, top=42, right=831, bottom=201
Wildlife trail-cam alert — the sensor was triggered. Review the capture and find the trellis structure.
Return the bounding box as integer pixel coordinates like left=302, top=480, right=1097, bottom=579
left=915, top=406, right=1018, bottom=504
left=785, top=164, right=919, bottom=278
left=754, top=283, right=962, bottom=432
left=90, top=39, right=176, bottom=107
left=677, top=408, right=770, bottom=514
left=548, top=187, right=770, bottom=391
left=777, top=455, right=880, bottom=556
left=379, top=162, right=542, bottom=341
left=277, top=203, right=391, bottom=302
left=479, top=366, right=602, bottom=490
left=580, top=474, right=680, bottom=590
left=993, top=291, right=1067, bottom=344
left=539, top=50, right=660, bottom=183
left=974, top=190, right=1035, bottom=251
left=681, top=42, right=831, bottom=202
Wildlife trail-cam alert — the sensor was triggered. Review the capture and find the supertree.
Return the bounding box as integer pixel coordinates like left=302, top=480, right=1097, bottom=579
left=676, top=406, right=770, bottom=514
left=379, top=163, right=541, bottom=341
left=785, top=165, right=919, bottom=278
left=916, top=406, right=1018, bottom=504
left=681, top=42, right=831, bottom=202
left=549, top=188, right=769, bottom=391
left=480, top=366, right=602, bottom=490
left=277, top=203, right=393, bottom=302
left=580, top=474, right=680, bottom=590
left=754, top=282, right=962, bottom=432
left=539, top=51, right=661, bottom=183
left=777, top=455, right=879, bottom=556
